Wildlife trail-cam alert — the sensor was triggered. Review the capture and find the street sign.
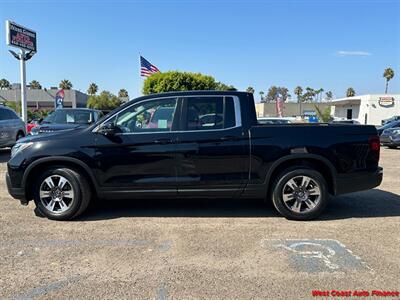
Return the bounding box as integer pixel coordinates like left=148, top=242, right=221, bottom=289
left=5, top=20, right=37, bottom=52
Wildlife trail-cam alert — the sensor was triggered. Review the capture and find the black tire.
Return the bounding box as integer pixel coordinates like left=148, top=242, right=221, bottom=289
left=388, top=146, right=397, bottom=149
left=33, top=167, right=91, bottom=221
left=270, top=167, right=329, bottom=221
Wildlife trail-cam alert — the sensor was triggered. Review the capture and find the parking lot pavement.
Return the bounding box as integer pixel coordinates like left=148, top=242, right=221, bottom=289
left=0, top=148, right=399, bottom=299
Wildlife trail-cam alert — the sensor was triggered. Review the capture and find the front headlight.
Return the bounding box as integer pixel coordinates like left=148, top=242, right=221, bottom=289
left=11, top=142, right=33, bottom=158
left=392, top=129, right=400, bottom=136
left=29, top=128, right=39, bottom=135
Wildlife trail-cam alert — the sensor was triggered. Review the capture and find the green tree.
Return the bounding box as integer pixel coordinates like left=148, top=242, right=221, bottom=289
left=314, top=104, right=332, bottom=122
left=142, top=71, right=235, bottom=95
left=294, top=86, right=303, bottom=103
left=383, top=67, right=395, bottom=94
left=0, top=78, right=11, bottom=90
left=246, top=86, right=255, bottom=94
left=29, top=80, right=42, bottom=89
left=325, top=91, right=333, bottom=100
left=28, top=109, right=50, bottom=121
left=346, top=87, right=356, bottom=97
left=59, top=79, right=73, bottom=90
left=266, top=86, right=279, bottom=102
left=118, top=89, right=129, bottom=98
left=87, top=91, right=122, bottom=110
left=294, top=86, right=303, bottom=116
left=315, top=88, right=324, bottom=102
left=278, top=87, right=290, bottom=101
left=215, top=82, right=236, bottom=91
left=303, top=87, right=316, bottom=102
left=87, top=83, right=98, bottom=95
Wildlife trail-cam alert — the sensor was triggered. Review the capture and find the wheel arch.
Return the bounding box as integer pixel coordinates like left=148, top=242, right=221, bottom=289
left=16, top=130, right=25, bottom=139
left=265, top=154, right=337, bottom=196
left=23, top=157, right=99, bottom=201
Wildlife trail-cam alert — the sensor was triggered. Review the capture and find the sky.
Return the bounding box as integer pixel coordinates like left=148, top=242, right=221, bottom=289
left=0, top=0, right=399, bottom=102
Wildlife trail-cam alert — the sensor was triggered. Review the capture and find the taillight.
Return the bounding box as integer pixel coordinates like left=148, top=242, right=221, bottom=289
left=369, top=135, right=380, bottom=162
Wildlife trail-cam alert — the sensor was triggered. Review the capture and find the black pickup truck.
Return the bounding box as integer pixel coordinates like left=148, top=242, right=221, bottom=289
left=6, top=91, right=383, bottom=221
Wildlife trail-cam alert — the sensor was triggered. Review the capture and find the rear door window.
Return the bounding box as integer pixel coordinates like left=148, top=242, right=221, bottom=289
left=183, top=96, right=236, bottom=131
left=8, top=110, right=19, bottom=120
left=0, top=109, right=13, bottom=121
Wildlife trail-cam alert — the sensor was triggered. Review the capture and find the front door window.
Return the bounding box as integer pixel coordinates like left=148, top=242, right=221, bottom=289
left=105, top=98, right=177, bottom=133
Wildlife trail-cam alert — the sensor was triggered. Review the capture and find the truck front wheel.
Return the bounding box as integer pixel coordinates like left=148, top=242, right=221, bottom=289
left=271, top=167, right=329, bottom=221
left=33, top=167, right=91, bottom=221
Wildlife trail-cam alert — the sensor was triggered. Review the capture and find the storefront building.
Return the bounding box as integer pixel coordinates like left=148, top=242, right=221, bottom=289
left=331, top=94, right=400, bottom=125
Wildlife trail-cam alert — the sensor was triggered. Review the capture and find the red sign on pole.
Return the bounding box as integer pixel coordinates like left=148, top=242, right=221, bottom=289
left=276, top=97, right=284, bottom=117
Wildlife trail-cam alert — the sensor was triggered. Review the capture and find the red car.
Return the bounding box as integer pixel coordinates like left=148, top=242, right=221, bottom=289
left=26, top=119, right=40, bottom=134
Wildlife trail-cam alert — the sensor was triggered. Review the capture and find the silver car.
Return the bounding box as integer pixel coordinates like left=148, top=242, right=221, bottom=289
left=0, top=106, right=26, bottom=148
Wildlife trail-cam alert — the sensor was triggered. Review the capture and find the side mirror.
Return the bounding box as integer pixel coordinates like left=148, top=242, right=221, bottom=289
left=97, top=123, right=122, bottom=137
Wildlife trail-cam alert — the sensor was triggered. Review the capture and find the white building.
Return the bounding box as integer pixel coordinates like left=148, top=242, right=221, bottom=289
left=331, top=94, right=400, bottom=125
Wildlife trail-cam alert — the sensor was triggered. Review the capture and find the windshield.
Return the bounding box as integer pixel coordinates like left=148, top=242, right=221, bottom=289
left=43, top=110, right=93, bottom=125
left=258, top=119, right=291, bottom=124
left=378, top=120, right=400, bottom=130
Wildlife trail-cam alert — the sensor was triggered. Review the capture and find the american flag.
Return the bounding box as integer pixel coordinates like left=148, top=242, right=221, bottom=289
left=140, top=56, right=160, bottom=77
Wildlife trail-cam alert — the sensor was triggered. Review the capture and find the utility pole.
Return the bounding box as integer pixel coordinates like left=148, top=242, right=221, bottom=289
left=8, top=49, right=34, bottom=122
left=19, top=50, right=27, bottom=122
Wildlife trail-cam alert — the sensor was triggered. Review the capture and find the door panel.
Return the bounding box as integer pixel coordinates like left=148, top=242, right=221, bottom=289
left=93, top=97, right=179, bottom=197
left=94, top=133, right=177, bottom=195
left=176, top=96, right=249, bottom=197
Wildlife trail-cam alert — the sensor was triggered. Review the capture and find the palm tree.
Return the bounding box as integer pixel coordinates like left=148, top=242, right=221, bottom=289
left=87, top=83, right=98, bottom=95
left=118, top=89, right=129, bottom=98
left=325, top=91, right=333, bottom=100
left=0, top=78, right=11, bottom=90
left=294, top=86, right=303, bottom=103
left=246, top=86, right=255, bottom=94
left=383, top=68, right=395, bottom=94
left=315, top=88, right=324, bottom=102
left=59, top=79, right=73, bottom=90
left=29, top=80, right=42, bottom=89
left=294, top=86, right=303, bottom=116
left=346, top=87, right=356, bottom=97
left=304, top=87, right=315, bottom=102
left=259, top=91, right=264, bottom=102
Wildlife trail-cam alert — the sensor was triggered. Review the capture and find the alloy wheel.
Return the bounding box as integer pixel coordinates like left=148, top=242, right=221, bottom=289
left=282, top=175, right=321, bottom=214
left=39, top=175, right=75, bottom=214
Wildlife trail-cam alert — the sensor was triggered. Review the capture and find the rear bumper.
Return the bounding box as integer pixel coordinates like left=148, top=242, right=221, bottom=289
left=6, top=172, right=26, bottom=202
left=335, top=167, right=383, bottom=195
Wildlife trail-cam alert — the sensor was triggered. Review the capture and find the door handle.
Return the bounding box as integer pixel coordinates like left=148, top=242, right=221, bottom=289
left=154, top=138, right=172, bottom=144
left=220, top=136, right=237, bottom=141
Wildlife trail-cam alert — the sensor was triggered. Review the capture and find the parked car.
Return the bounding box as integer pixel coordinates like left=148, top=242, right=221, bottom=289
left=381, top=116, right=400, bottom=126
left=380, top=128, right=400, bottom=149
left=258, top=117, right=293, bottom=124
left=330, top=119, right=360, bottom=125
left=376, top=120, right=400, bottom=135
left=0, top=105, right=26, bottom=148
left=7, top=91, right=382, bottom=221
left=26, top=119, right=41, bottom=134
left=30, top=108, right=103, bottom=135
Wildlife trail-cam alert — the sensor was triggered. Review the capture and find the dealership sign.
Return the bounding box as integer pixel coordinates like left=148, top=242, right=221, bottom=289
left=379, top=97, right=394, bottom=107
left=5, top=20, right=37, bottom=52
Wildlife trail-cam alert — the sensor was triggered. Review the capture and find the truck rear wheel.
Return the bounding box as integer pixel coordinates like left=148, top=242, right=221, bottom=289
left=271, top=167, right=328, bottom=221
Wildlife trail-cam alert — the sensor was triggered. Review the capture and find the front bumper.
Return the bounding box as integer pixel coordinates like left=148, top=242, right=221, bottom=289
left=6, top=172, right=27, bottom=203
left=335, top=167, right=383, bottom=195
